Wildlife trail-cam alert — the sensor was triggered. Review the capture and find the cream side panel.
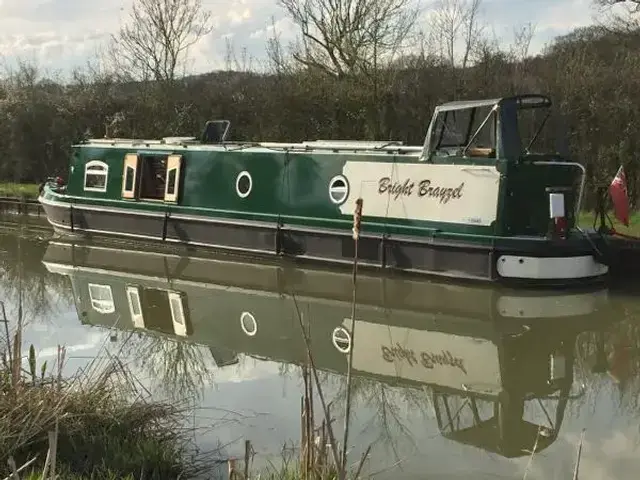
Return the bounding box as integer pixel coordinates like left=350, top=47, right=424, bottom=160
left=338, top=162, right=501, bottom=226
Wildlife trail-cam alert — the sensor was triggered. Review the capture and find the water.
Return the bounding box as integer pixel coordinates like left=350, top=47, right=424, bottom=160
left=2, top=229, right=640, bottom=479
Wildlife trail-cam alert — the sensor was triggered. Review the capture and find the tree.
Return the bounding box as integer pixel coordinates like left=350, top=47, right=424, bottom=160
left=427, top=0, right=484, bottom=69
left=277, top=0, right=419, bottom=77
left=597, top=0, right=640, bottom=9
left=108, top=0, right=213, bottom=82
left=594, top=0, right=640, bottom=30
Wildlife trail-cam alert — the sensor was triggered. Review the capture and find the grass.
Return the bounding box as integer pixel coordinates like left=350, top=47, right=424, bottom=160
left=578, top=210, right=640, bottom=236
left=1, top=309, right=210, bottom=479
left=0, top=182, right=40, bottom=200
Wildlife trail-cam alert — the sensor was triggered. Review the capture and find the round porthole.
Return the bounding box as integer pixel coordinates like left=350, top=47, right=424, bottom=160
left=332, top=326, right=351, bottom=353
left=236, top=171, right=252, bottom=198
left=328, top=175, right=349, bottom=205
left=240, top=311, right=257, bottom=336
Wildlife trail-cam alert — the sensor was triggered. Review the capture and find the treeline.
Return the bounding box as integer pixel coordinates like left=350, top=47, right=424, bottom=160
left=0, top=21, right=639, bottom=209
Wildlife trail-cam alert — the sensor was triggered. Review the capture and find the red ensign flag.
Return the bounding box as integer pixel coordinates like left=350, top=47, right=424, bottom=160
left=609, top=165, right=630, bottom=227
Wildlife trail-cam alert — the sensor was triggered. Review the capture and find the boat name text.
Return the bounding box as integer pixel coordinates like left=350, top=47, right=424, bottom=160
left=377, top=177, right=464, bottom=203
left=381, top=342, right=467, bottom=374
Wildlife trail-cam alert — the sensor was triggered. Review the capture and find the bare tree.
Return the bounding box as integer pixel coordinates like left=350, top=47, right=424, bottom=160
left=428, top=0, right=484, bottom=69
left=278, top=0, right=419, bottom=77
left=108, top=0, right=213, bottom=82
left=597, top=0, right=640, bottom=9
left=593, top=0, right=640, bottom=30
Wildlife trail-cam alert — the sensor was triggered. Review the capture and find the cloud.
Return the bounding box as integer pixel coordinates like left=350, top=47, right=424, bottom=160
left=0, top=0, right=609, bottom=76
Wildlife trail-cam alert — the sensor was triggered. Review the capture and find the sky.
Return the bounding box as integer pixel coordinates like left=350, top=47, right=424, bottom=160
left=0, top=0, right=629, bottom=77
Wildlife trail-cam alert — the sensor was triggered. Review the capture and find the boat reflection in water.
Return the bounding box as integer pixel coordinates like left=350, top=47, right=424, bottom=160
left=42, top=240, right=614, bottom=459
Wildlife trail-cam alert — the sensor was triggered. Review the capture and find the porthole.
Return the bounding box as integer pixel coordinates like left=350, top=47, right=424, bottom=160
left=328, top=175, right=349, bottom=205
left=236, top=171, right=252, bottom=198
left=240, top=311, right=257, bottom=336
left=332, top=326, right=351, bottom=353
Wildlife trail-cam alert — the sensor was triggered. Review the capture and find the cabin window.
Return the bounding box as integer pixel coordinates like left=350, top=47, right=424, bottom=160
left=167, top=170, right=176, bottom=195
left=125, top=167, right=135, bottom=191
left=88, top=283, right=115, bottom=314
left=329, top=175, right=349, bottom=205
left=240, top=311, right=257, bottom=336
left=126, top=286, right=145, bottom=329
left=235, top=171, right=252, bottom=198
left=84, top=161, right=108, bottom=192
left=121, top=153, right=139, bottom=199
left=168, top=291, right=187, bottom=336
left=164, top=155, right=183, bottom=202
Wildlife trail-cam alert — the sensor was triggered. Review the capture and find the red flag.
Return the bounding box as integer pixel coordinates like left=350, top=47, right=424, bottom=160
left=609, top=165, right=630, bottom=227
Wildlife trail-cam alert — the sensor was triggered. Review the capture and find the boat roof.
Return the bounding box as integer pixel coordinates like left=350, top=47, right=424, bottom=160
left=435, top=94, right=552, bottom=113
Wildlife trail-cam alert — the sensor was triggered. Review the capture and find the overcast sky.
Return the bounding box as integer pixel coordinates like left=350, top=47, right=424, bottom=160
left=0, top=0, right=624, bottom=76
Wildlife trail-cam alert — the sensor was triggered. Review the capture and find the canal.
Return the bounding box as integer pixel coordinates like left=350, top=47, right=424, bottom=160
left=2, top=225, right=640, bottom=479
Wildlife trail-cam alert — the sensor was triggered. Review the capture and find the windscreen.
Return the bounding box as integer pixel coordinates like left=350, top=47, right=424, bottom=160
left=430, top=106, right=496, bottom=153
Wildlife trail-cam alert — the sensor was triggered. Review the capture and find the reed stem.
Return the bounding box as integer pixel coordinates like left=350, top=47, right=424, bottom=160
left=341, top=198, right=363, bottom=476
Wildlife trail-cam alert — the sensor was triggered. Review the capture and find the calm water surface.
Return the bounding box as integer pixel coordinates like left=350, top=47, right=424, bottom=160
left=2, top=228, right=640, bottom=479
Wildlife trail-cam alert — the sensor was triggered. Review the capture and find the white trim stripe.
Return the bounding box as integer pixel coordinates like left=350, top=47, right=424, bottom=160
left=496, top=255, right=608, bottom=280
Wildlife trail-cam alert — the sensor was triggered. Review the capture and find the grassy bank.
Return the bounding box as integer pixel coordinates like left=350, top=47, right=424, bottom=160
left=578, top=210, right=640, bottom=236
left=0, top=182, right=40, bottom=199
left=0, top=336, right=209, bottom=479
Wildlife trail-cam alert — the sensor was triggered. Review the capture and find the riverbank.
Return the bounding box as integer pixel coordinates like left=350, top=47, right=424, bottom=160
left=0, top=333, right=211, bottom=479
left=0, top=182, right=40, bottom=200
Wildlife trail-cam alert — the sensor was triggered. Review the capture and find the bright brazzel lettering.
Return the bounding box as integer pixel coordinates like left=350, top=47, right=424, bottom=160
left=418, top=180, right=464, bottom=204
left=377, top=177, right=464, bottom=204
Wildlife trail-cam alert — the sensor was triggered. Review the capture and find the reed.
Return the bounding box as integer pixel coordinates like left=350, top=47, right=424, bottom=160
left=265, top=198, right=370, bottom=480
left=0, top=303, right=208, bottom=479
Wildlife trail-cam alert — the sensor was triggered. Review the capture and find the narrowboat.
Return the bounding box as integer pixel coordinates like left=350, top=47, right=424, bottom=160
left=42, top=239, right=615, bottom=457
left=38, top=94, right=609, bottom=286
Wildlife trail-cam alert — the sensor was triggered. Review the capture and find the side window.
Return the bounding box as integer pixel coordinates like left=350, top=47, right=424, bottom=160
left=126, top=285, right=145, bottom=328
left=84, top=160, right=108, bottom=192
left=121, top=153, right=139, bottom=199
left=168, top=291, right=188, bottom=336
left=164, top=155, right=183, bottom=203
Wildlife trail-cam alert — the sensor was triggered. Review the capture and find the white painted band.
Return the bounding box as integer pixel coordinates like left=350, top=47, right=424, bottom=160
left=496, top=255, right=608, bottom=280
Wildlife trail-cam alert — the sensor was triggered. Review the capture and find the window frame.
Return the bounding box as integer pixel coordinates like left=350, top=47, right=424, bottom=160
left=84, top=160, right=109, bottom=193
left=87, top=283, right=115, bottom=314
left=121, top=153, right=139, bottom=199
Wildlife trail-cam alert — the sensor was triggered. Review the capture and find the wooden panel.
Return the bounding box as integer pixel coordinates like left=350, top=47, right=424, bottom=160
left=121, top=153, right=139, bottom=199
left=164, top=154, right=183, bottom=203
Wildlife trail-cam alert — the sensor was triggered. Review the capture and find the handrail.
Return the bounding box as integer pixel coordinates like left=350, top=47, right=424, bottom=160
left=82, top=138, right=425, bottom=154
